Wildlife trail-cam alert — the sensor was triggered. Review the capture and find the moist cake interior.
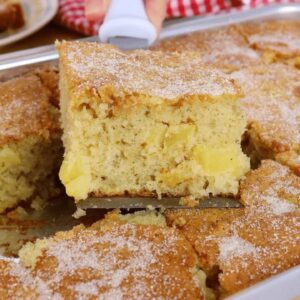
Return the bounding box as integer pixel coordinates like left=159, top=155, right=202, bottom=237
left=0, top=70, right=62, bottom=213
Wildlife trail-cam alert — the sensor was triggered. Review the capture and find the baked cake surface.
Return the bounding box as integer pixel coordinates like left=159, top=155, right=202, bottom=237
left=231, top=63, right=300, bottom=173
left=0, top=69, right=61, bottom=213
left=152, top=26, right=261, bottom=71
left=165, top=160, right=300, bottom=295
left=0, top=257, right=39, bottom=299
left=58, top=41, right=249, bottom=201
left=236, top=20, right=300, bottom=63
left=0, top=74, right=57, bottom=145
left=0, top=217, right=207, bottom=299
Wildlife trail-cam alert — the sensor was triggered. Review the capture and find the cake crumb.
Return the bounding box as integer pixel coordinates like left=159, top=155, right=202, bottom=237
left=72, top=208, right=86, bottom=219
left=180, top=196, right=199, bottom=208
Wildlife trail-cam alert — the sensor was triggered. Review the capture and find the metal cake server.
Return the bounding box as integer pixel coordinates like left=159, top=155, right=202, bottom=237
left=77, top=197, right=243, bottom=210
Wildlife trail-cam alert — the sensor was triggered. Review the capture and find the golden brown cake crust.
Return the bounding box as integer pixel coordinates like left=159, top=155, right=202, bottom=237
left=232, top=64, right=300, bottom=153
left=275, top=151, right=300, bottom=176
left=58, top=41, right=240, bottom=103
left=0, top=73, right=59, bottom=146
left=33, top=66, right=60, bottom=108
left=0, top=221, right=204, bottom=299
left=236, top=20, right=300, bottom=58
left=218, top=210, right=300, bottom=295
left=240, top=160, right=300, bottom=210
left=36, top=222, right=203, bottom=299
left=165, top=160, right=300, bottom=295
left=231, top=63, right=300, bottom=167
left=152, top=26, right=261, bottom=71
left=0, top=258, right=39, bottom=299
left=165, top=208, right=245, bottom=274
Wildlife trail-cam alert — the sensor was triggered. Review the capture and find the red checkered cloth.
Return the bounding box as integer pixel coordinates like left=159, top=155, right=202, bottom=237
left=55, top=0, right=298, bottom=36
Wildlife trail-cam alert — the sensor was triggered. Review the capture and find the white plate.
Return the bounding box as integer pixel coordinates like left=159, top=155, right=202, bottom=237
left=0, top=0, right=58, bottom=47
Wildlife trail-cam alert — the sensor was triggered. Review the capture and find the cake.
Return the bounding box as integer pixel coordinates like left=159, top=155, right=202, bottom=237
left=0, top=257, right=39, bottom=299
left=165, top=160, right=300, bottom=296
left=152, top=26, right=261, bottom=72
left=236, top=20, right=300, bottom=65
left=0, top=68, right=62, bottom=213
left=57, top=41, right=250, bottom=203
left=240, top=159, right=300, bottom=210
left=0, top=0, right=25, bottom=33
left=231, top=63, right=300, bottom=173
left=0, top=213, right=211, bottom=299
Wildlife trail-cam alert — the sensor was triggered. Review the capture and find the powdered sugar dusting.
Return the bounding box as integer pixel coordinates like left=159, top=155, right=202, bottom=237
left=165, top=160, right=300, bottom=293
left=263, top=195, right=297, bottom=215
left=241, top=160, right=300, bottom=216
left=239, top=19, right=300, bottom=56
left=294, top=155, right=300, bottom=163
left=218, top=236, right=257, bottom=262
left=204, top=45, right=259, bottom=62
left=250, top=34, right=300, bottom=52
left=232, top=64, right=300, bottom=151
left=2, top=257, right=56, bottom=299
left=0, top=74, right=56, bottom=146
left=41, top=224, right=186, bottom=298
left=0, top=222, right=202, bottom=299
left=74, top=280, right=102, bottom=298
left=60, top=41, right=239, bottom=100
left=153, top=26, right=261, bottom=70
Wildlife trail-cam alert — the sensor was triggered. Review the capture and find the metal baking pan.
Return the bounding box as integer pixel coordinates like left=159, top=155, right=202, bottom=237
left=227, top=265, right=300, bottom=300
left=0, top=4, right=299, bottom=298
left=0, top=3, right=300, bottom=74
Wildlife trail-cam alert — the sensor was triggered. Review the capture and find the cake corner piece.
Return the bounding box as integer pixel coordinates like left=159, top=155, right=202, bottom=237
left=58, top=41, right=250, bottom=202
left=0, top=69, right=62, bottom=213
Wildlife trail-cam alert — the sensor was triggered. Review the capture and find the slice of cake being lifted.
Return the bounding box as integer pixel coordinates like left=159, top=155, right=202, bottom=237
left=58, top=41, right=250, bottom=202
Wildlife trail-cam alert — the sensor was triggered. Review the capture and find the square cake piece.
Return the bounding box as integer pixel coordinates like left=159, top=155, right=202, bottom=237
left=165, top=160, right=300, bottom=296
left=58, top=41, right=250, bottom=202
left=0, top=68, right=62, bottom=213
left=13, top=214, right=206, bottom=299
left=231, top=63, right=300, bottom=174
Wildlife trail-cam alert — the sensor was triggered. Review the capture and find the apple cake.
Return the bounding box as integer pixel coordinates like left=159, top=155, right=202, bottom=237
left=152, top=26, right=261, bottom=72
left=236, top=20, right=300, bottom=65
left=0, top=213, right=212, bottom=299
left=0, top=0, right=25, bottom=33
left=57, top=41, right=250, bottom=202
left=0, top=68, right=62, bottom=213
left=165, top=160, right=300, bottom=296
left=231, top=63, right=300, bottom=174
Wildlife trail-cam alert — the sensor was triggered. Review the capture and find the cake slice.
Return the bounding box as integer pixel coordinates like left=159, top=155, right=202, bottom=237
left=4, top=213, right=208, bottom=299
left=165, top=160, right=300, bottom=296
left=0, top=68, right=62, bottom=213
left=231, top=63, right=300, bottom=173
left=0, top=0, right=25, bottom=33
left=57, top=41, right=250, bottom=202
